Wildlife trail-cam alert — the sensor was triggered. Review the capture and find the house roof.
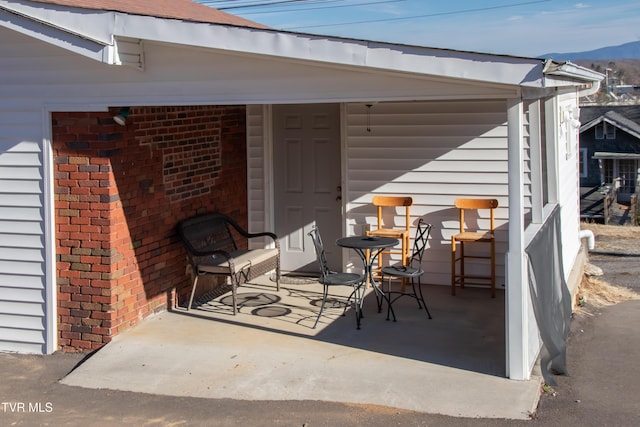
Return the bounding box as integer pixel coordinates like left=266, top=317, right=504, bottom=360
left=1, top=0, right=603, bottom=94
left=580, top=109, right=640, bottom=140
left=580, top=105, right=640, bottom=123
left=27, top=0, right=267, bottom=28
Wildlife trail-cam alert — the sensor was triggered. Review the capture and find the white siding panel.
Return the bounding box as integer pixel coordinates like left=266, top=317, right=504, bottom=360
left=0, top=194, right=42, bottom=206
left=0, top=300, right=45, bottom=317
left=0, top=327, right=45, bottom=344
left=0, top=180, right=41, bottom=194
left=0, top=274, right=45, bottom=289
left=0, top=152, right=41, bottom=166
left=0, top=166, right=42, bottom=179
left=0, top=247, right=44, bottom=262
left=247, top=105, right=268, bottom=245
left=1, top=287, right=44, bottom=303
left=0, top=220, right=43, bottom=234
left=0, top=88, right=47, bottom=352
left=346, top=100, right=508, bottom=287
left=522, top=100, right=534, bottom=224
left=556, top=95, right=582, bottom=277
left=0, top=260, right=44, bottom=276
left=0, top=314, right=44, bottom=330
left=0, top=207, right=42, bottom=221
left=0, top=341, right=44, bottom=354
left=0, top=140, right=41, bottom=152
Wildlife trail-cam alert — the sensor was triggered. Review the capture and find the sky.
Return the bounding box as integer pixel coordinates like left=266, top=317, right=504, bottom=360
left=197, top=0, right=640, bottom=57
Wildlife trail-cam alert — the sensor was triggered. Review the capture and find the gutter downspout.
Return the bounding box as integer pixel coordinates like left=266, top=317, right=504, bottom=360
left=579, top=229, right=595, bottom=250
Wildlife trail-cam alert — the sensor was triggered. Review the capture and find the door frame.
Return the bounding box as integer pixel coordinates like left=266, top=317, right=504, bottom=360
left=614, top=158, right=638, bottom=203
left=263, top=103, right=349, bottom=270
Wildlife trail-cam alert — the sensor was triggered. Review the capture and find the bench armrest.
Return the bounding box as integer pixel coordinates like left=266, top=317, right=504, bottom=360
left=220, top=214, right=278, bottom=243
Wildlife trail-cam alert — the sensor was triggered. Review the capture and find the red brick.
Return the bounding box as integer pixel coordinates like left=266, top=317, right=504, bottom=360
left=54, top=105, right=247, bottom=352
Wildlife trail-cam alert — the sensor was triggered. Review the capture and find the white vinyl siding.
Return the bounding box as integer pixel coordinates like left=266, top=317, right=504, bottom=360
left=344, top=100, right=509, bottom=287
left=556, top=95, right=583, bottom=276
left=0, top=27, right=53, bottom=354
left=0, top=114, right=47, bottom=354
left=246, top=105, right=270, bottom=246
left=522, top=100, right=534, bottom=227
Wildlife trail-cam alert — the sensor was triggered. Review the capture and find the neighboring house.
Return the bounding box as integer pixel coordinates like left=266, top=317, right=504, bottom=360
left=579, top=105, right=640, bottom=202
left=0, top=0, right=602, bottom=382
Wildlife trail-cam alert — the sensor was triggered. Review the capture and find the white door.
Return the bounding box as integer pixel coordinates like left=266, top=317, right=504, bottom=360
left=273, top=104, right=342, bottom=272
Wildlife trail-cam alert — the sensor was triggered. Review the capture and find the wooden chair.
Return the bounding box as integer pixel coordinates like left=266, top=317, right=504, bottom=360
left=366, top=196, right=412, bottom=284
left=450, top=198, right=498, bottom=298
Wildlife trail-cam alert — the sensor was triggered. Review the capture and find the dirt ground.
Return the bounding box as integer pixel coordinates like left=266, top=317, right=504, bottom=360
left=581, top=223, right=640, bottom=294
left=581, top=223, right=640, bottom=255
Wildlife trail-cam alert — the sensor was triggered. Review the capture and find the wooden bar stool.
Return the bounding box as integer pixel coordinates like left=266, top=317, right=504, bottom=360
left=451, top=198, right=498, bottom=298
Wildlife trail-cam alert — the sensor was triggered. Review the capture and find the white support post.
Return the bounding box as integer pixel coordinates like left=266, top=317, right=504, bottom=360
left=43, top=109, right=58, bottom=354
left=506, top=98, right=529, bottom=380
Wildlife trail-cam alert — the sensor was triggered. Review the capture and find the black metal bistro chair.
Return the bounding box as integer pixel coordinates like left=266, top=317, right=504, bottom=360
left=381, top=219, right=433, bottom=321
left=307, top=226, right=364, bottom=329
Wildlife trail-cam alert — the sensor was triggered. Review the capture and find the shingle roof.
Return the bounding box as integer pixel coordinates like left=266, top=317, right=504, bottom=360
left=580, top=107, right=640, bottom=139
left=580, top=105, right=640, bottom=124
left=29, top=0, right=267, bottom=28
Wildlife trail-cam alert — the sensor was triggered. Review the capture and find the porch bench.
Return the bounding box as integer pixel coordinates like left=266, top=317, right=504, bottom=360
left=177, top=212, right=280, bottom=313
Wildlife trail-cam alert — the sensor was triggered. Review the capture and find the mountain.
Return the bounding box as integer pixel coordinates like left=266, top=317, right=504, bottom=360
left=540, top=40, right=640, bottom=61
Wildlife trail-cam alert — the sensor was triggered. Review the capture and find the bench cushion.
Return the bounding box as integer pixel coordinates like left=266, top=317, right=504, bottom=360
left=197, top=248, right=278, bottom=275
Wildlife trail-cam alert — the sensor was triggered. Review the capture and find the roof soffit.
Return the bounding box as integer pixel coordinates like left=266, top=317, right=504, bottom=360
left=0, top=6, right=110, bottom=61
left=110, top=14, right=551, bottom=88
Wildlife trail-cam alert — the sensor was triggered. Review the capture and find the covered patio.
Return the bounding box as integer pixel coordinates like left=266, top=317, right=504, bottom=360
left=0, top=0, right=601, bottom=393
left=61, top=276, right=541, bottom=419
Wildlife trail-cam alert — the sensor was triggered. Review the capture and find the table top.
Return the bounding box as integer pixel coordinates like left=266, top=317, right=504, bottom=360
left=336, top=235, right=399, bottom=250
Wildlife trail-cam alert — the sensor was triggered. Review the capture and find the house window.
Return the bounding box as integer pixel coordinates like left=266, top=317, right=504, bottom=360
left=579, top=148, right=588, bottom=178
left=603, top=160, right=614, bottom=184
left=595, top=122, right=616, bottom=140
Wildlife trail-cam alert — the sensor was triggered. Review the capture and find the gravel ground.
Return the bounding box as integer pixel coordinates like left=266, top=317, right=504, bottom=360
left=583, top=223, right=640, bottom=292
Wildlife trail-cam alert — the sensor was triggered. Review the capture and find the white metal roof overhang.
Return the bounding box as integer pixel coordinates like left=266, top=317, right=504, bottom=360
left=0, top=0, right=602, bottom=103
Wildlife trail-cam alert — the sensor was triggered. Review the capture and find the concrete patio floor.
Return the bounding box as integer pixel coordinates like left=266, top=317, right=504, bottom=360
left=61, top=276, right=542, bottom=420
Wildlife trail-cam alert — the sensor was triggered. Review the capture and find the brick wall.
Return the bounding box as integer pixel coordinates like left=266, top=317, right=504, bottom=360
left=53, top=106, right=247, bottom=352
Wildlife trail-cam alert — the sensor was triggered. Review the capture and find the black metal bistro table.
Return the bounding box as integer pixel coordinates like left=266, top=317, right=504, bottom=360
left=336, top=235, right=398, bottom=326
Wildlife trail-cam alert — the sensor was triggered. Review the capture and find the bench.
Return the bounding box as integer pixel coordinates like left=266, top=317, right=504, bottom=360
left=177, top=212, right=280, bottom=313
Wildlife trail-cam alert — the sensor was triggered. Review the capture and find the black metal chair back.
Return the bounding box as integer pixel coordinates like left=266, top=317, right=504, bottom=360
left=409, top=219, right=432, bottom=269
left=307, top=225, right=365, bottom=329
left=308, top=225, right=331, bottom=281
left=380, top=218, right=433, bottom=320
